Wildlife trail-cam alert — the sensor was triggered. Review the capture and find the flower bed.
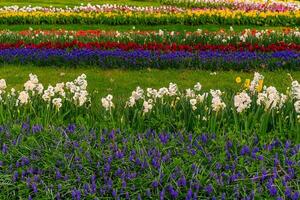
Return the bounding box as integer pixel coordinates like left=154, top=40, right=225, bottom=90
left=0, top=48, right=299, bottom=70
left=160, top=0, right=300, bottom=11
left=1, top=123, right=299, bottom=199
left=0, top=72, right=299, bottom=136
left=0, top=29, right=300, bottom=69
left=0, top=5, right=299, bottom=26
left=1, top=29, right=300, bottom=50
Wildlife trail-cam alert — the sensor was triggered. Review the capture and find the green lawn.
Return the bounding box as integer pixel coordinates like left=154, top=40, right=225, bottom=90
left=0, top=24, right=289, bottom=32
left=0, top=66, right=298, bottom=99
left=0, top=0, right=160, bottom=7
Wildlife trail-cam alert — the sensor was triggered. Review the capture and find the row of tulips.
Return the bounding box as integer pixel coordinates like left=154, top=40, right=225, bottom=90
left=160, top=0, right=300, bottom=11
left=2, top=2, right=299, bottom=13
left=0, top=9, right=299, bottom=26
left=2, top=41, right=300, bottom=52
left=0, top=123, right=299, bottom=199
left=1, top=29, right=300, bottom=46
left=0, top=72, right=299, bottom=138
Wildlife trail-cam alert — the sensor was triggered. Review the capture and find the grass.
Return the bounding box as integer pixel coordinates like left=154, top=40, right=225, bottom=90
left=0, top=24, right=290, bottom=32
left=0, top=66, right=299, bottom=98
left=0, top=0, right=161, bottom=7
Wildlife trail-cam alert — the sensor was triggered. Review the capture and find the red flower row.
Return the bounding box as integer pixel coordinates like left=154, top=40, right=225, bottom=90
left=0, top=40, right=299, bottom=52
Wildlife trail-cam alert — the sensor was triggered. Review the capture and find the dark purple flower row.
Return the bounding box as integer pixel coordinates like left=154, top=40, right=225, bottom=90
left=0, top=48, right=299, bottom=70
left=0, top=122, right=299, bottom=199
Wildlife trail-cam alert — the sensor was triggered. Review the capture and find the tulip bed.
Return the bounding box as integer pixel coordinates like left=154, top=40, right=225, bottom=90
left=0, top=4, right=299, bottom=26
left=0, top=29, right=300, bottom=70
left=1, top=0, right=300, bottom=199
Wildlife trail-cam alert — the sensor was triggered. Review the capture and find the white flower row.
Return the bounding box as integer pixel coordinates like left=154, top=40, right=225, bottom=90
left=0, top=72, right=298, bottom=118
left=0, top=4, right=183, bottom=13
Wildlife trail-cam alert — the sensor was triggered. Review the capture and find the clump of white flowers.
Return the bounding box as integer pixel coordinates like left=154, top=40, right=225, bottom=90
left=291, top=81, right=300, bottom=118
left=185, top=82, right=207, bottom=111
left=0, top=79, right=7, bottom=101
left=143, top=99, right=153, bottom=113
left=194, top=82, right=202, bottom=91
left=249, top=72, right=264, bottom=93
left=17, top=91, right=30, bottom=105
left=234, top=91, right=252, bottom=113
left=101, top=94, right=114, bottom=111
left=42, top=85, right=55, bottom=102
left=66, top=74, right=89, bottom=107
left=126, top=86, right=144, bottom=107
left=257, top=86, right=287, bottom=111
left=0, top=79, right=6, bottom=91
left=168, top=83, right=178, bottom=96
left=52, top=98, right=62, bottom=110
left=24, top=73, right=44, bottom=95
left=210, top=89, right=226, bottom=112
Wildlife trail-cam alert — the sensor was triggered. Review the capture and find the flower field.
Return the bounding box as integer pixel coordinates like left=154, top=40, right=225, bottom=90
left=0, top=29, right=300, bottom=69
left=0, top=0, right=300, bottom=199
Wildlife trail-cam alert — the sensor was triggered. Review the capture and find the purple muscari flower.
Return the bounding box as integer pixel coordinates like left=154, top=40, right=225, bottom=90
left=215, top=162, right=221, bottom=170
left=221, top=193, right=226, bottom=200
left=112, top=189, right=117, bottom=198
left=56, top=192, right=61, bottom=200
left=274, top=153, right=279, bottom=166
left=122, top=180, right=127, bottom=188
left=159, top=133, right=169, bottom=144
left=268, top=185, right=277, bottom=196
left=34, top=175, right=39, bottom=182
left=201, top=133, right=208, bottom=144
left=32, top=125, right=43, bottom=134
left=257, top=155, right=264, bottom=161
left=186, top=188, right=193, bottom=200
left=277, top=197, right=283, bottom=200
left=293, top=192, right=300, bottom=200
left=261, top=170, right=267, bottom=181
left=67, top=124, right=76, bottom=133
left=226, top=140, right=233, bottom=149
left=115, top=150, right=124, bottom=159
left=55, top=170, right=63, bottom=180
left=205, top=184, right=213, bottom=195
left=240, top=145, right=250, bottom=155
left=108, top=130, right=115, bottom=140
left=284, top=187, right=292, bottom=198
left=72, top=190, right=76, bottom=199
left=137, top=194, right=142, bottom=200
left=76, top=190, right=81, bottom=200
left=32, top=183, right=38, bottom=193
left=107, top=178, right=113, bottom=189
left=12, top=171, right=18, bottom=182
left=177, top=176, right=187, bottom=187
left=2, top=144, right=8, bottom=154
left=160, top=189, right=165, bottom=200
left=170, top=188, right=179, bottom=199
left=22, top=122, right=30, bottom=132
left=0, top=160, right=3, bottom=167
left=28, top=195, right=32, bottom=200
left=146, top=188, right=151, bottom=198
left=152, top=181, right=159, bottom=188
left=83, top=183, right=90, bottom=195
left=285, top=140, right=291, bottom=149
left=58, top=184, right=62, bottom=191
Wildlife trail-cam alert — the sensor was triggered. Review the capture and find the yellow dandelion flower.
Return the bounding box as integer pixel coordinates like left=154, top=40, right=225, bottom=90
left=235, top=77, right=242, bottom=84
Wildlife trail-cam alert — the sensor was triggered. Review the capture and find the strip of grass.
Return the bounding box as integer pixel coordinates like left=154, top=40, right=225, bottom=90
left=0, top=0, right=160, bottom=7
left=0, top=66, right=298, bottom=98
left=0, top=24, right=290, bottom=32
